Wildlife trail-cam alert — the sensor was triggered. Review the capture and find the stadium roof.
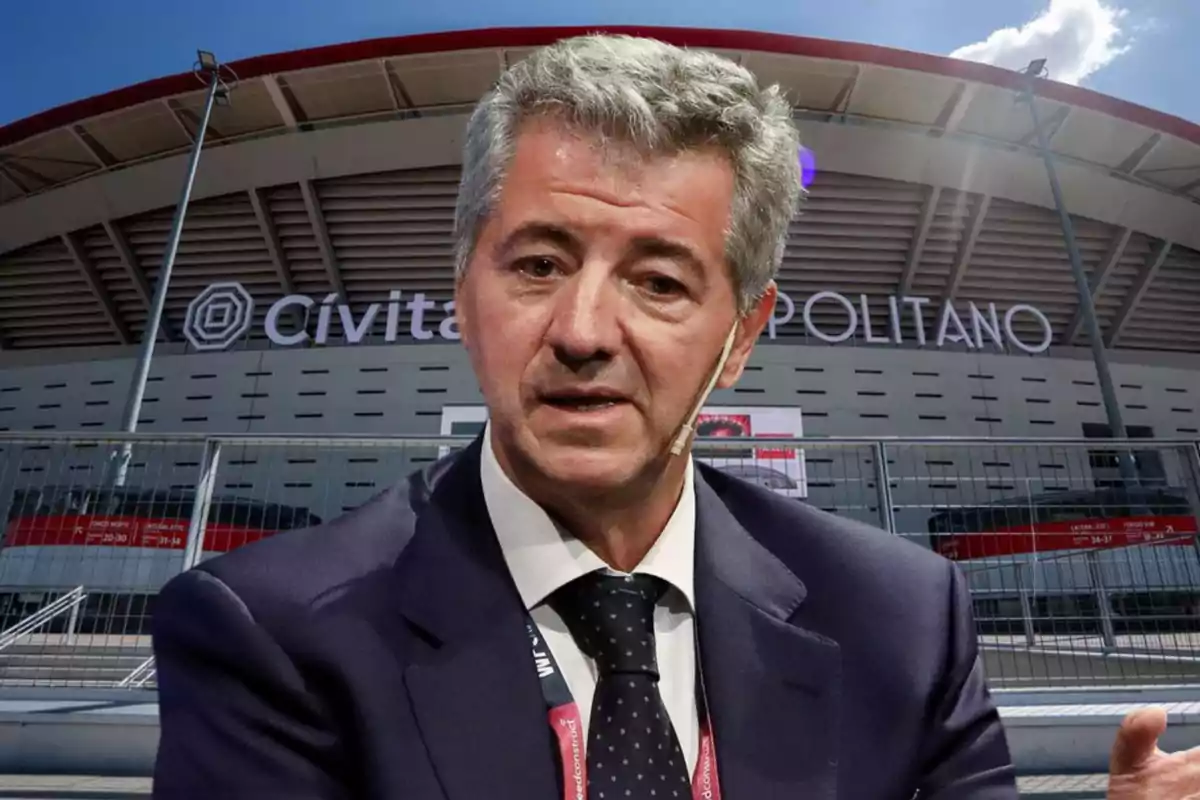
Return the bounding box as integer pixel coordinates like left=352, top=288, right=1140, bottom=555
left=1, top=25, right=1199, bottom=353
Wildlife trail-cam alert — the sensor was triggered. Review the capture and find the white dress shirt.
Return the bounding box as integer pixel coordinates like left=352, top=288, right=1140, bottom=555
left=480, top=424, right=700, bottom=771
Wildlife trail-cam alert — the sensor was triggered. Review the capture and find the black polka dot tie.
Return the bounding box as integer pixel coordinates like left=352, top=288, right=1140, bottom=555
left=552, top=572, right=692, bottom=800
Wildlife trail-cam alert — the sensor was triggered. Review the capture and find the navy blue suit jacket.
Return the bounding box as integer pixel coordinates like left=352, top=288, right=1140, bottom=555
left=151, top=437, right=1017, bottom=798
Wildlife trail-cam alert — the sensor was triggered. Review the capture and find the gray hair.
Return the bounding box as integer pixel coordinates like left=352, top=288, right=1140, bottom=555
left=453, top=33, right=805, bottom=313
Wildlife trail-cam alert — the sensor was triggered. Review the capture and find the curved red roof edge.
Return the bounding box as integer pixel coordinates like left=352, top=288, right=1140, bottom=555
left=2, top=24, right=1198, bottom=150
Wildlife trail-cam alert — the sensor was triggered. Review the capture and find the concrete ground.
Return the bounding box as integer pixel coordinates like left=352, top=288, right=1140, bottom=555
left=0, top=774, right=1111, bottom=799
left=0, top=775, right=150, bottom=799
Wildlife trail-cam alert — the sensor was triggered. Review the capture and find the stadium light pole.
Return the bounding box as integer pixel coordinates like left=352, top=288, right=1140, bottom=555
left=113, top=51, right=233, bottom=488
left=1018, top=59, right=1137, bottom=486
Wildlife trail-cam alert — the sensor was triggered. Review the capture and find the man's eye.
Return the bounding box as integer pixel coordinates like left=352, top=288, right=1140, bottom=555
left=516, top=257, right=558, bottom=279
left=643, top=275, right=685, bottom=297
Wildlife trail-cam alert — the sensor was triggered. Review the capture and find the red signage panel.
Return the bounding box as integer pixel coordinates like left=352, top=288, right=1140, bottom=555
left=2, top=515, right=274, bottom=553
left=932, top=515, right=1199, bottom=560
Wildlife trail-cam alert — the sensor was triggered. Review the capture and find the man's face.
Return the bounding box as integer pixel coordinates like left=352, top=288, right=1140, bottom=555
left=456, top=119, right=774, bottom=496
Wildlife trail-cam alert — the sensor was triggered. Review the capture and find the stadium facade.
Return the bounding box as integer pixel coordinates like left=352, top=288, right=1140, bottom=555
left=2, top=27, right=1200, bottom=630
left=1, top=26, right=1199, bottom=436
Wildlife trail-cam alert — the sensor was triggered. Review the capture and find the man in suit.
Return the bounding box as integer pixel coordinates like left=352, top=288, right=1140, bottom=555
left=151, top=33, right=1199, bottom=799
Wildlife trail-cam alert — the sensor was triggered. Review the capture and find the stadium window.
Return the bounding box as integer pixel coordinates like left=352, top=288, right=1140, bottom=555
left=1082, top=423, right=1166, bottom=488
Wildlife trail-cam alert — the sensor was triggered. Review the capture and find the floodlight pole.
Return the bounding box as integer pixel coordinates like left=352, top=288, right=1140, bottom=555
left=113, top=56, right=224, bottom=488
left=1019, top=65, right=1136, bottom=486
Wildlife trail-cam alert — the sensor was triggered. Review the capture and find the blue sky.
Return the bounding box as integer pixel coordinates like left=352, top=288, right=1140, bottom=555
left=0, top=0, right=1195, bottom=126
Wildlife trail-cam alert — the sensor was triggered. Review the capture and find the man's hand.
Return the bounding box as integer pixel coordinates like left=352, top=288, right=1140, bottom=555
left=1108, top=707, right=1200, bottom=798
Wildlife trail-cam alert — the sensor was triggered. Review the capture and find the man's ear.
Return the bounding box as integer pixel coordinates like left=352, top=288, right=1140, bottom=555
left=716, top=283, right=775, bottom=389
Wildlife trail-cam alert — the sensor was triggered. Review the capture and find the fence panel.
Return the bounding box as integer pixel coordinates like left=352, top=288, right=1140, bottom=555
left=0, top=434, right=211, bottom=688
left=3, top=432, right=1200, bottom=690
left=188, top=436, right=461, bottom=565
left=886, top=439, right=1200, bottom=688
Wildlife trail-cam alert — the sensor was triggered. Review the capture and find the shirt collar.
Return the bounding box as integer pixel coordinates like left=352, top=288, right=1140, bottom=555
left=480, top=422, right=696, bottom=613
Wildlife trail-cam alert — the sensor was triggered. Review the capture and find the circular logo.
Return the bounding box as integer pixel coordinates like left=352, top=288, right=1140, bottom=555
left=184, top=282, right=255, bottom=352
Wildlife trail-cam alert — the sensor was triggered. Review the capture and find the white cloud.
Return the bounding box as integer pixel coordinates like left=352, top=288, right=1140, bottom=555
left=949, top=0, right=1132, bottom=85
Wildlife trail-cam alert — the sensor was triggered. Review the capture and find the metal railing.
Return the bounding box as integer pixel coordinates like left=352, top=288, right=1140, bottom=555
left=118, top=655, right=157, bottom=689
left=0, top=585, right=86, bottom=651
left=3, top=431, right=1200, bottom=690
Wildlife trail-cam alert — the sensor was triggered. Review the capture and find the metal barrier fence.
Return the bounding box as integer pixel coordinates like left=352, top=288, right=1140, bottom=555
left=2, top=431, right=1200, bottom=691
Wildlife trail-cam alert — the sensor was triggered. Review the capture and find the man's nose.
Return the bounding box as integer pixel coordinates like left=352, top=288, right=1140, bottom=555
left=547, top=270, right=621, bottom=369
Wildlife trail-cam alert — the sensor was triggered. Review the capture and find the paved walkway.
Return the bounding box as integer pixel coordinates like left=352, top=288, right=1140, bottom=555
left=0, top=775, right=150, bottom=799
left=0, top=774, right=1111, bottom=799
left=1017, top=773, right=1109, bottom=798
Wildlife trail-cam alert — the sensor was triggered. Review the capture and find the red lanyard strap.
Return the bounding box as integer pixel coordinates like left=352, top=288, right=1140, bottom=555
left=525, top=616, right=721, bottom=800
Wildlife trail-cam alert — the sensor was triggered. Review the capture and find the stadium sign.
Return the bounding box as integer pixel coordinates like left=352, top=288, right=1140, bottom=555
left=771, top=291, right=1053, bottom=354
left=184, top=282, right=1053, bottom=355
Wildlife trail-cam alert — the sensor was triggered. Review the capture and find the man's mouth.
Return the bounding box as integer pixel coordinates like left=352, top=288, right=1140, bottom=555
left=539, top=391, right=628, bottom=412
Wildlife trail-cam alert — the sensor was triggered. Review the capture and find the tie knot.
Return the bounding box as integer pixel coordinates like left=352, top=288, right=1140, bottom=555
left=552, top=572, right=664, bottom=677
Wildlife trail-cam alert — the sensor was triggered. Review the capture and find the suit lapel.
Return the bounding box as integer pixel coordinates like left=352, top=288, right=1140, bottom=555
left=694, top=470, right=842, bottom=799
left=396, top=439, right=559, bottom=800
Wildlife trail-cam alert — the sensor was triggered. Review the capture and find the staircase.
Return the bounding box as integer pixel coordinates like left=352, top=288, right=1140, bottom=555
left=0, top=641, right=153, bottom=688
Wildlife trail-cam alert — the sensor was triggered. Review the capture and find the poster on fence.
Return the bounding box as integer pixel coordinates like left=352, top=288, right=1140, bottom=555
left=439, top=404, right=806, bottom=499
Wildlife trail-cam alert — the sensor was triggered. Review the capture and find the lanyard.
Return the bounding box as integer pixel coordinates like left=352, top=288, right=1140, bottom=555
left=525, top=618, right=721, bottom=800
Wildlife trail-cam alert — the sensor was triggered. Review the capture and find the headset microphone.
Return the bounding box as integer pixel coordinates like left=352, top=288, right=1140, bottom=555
left=669, top=323, right=740, bottom=456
